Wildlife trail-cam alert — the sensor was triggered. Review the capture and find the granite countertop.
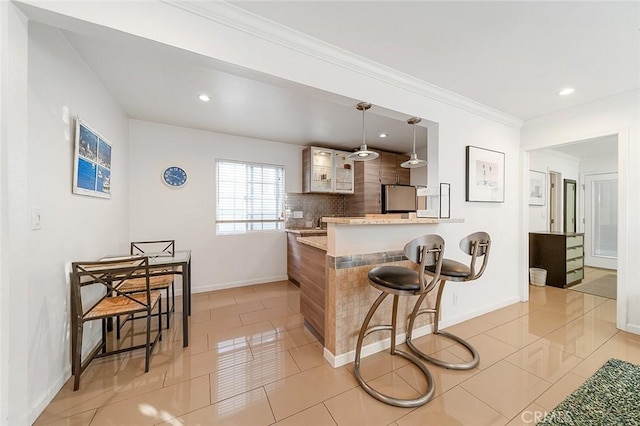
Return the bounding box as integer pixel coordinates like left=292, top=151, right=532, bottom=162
left=296, top=236, right=327, bottom=251
left=285, top=228, right=328, bottom=235
left=323, top=217, right=463, bottom=225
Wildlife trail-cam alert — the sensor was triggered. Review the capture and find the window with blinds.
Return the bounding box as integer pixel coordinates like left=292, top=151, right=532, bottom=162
left=215, top=159, right=285, bottom=233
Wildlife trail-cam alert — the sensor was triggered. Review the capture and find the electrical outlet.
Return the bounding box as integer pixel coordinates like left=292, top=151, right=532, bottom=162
left=293, top=211, right=303, bottom=219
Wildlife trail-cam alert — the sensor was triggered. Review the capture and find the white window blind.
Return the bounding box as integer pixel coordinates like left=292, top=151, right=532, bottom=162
left=215, top=159, right=285, bottom=233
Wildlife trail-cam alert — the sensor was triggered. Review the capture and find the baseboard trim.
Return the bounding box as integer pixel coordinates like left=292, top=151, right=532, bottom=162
left=29, top=332, right=103, bottom=424
left=323, top=296, right=521, bottom=368
left=28, top=365, right=71, bottom=425
left=174, top=275, right=289, bottom=296
left=625, top=323, right=640, bottom=335
left=324, top=323, right=433, bottom=368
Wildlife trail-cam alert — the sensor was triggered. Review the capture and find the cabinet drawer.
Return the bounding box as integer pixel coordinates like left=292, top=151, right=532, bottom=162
left=566, top=268, right=584, bottom=285
left=566, top=257, right=584, bottom=272
left=566, top=246, right=583, bottom=260
left=566, top=235, right=583, bottom=248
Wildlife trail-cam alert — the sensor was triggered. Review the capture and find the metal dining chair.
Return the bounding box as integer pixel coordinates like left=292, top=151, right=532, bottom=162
left=70, top=256, right=162, bottom=390
left=116, top=240, right=176, bottom=332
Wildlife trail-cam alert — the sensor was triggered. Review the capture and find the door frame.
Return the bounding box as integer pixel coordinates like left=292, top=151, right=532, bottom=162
left=548, top=171, right=562, bottom=232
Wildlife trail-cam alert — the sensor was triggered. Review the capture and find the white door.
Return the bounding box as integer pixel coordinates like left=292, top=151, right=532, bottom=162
left=584, top=173, right=618, bottom=269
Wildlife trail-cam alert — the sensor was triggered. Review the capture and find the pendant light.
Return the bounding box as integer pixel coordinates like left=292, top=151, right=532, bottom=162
left=401, top=117, right=428, bottom=168
left=348, top=102, right=379, bottom=161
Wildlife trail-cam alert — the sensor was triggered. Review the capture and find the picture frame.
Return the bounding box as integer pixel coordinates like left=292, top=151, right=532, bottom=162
left=439, top=183, right=451, bottom=218
left=529, top=170, right=546, bottom=206
left=72, top=118, right=112, bottom=199
left=465, top=145, right=505, bottom=203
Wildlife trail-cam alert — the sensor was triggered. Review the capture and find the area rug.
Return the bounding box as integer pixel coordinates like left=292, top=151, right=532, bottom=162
left=569, top=274, right=616, bottom=299
left=538, top=359, right=640, bottom=425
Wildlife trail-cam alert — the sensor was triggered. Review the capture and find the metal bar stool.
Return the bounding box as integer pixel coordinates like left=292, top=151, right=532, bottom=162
left=406, top=231, right=491, bottom=370
left=354, top=234, right=444, bottom=407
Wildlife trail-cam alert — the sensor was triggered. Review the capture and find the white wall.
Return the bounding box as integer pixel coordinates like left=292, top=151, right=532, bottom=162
left=580, top=151, right=618, bottom=176
left=528, top=151, right=579, bottom=232
left=129, top=120, right=303, bottom=292
left=23, top=22, right=130, bottom=424
left=11, top=2, right=522, bottom=423
left=522, top=90, right=640, bottom=334
left=0, top=2, right=30, bottom=423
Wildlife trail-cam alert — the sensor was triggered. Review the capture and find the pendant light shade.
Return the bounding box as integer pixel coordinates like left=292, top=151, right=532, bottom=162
left=348, top=102, right=379, bottom=161
left=401, top=117, right=428, bottom=168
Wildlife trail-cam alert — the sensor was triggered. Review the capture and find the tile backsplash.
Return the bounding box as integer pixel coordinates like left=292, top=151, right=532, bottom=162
left=285, top=193, right=345, bottom=229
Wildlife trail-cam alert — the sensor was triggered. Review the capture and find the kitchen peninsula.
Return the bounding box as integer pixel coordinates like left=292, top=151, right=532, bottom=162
left=287, top=216, right=463, bottom=368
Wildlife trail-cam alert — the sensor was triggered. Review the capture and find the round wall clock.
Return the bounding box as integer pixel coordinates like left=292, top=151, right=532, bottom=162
left=162, top=166, right=188, bottom=188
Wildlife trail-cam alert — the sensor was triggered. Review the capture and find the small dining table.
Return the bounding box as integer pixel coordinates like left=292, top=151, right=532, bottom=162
left=102, top=250, right=192, bottom=347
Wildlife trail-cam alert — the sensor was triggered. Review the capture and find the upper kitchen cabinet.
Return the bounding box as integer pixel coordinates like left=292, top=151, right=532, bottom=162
left=379, top=152, right=410, bottom=185
left=345, top=150, right=412, bottom=216
left=302, top=146, right=354, bottom=193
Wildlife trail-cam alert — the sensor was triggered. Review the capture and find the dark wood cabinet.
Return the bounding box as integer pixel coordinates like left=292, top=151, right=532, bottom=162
left=529, top=232, right=584, bottom=288
left=286, top=231, right=326, bottom=343
left=345, top=150, right=410, bottom=216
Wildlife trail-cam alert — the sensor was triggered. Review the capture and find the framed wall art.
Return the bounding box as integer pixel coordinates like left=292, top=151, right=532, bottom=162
left=465, top=146, right=505, bottom=203
left=72, top=118, right=112, bottom=199
left=528, top=170, right=546, bottom=206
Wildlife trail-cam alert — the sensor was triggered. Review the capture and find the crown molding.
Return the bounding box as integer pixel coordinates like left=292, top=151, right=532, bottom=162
left=162, top=0, right=523, bottom=129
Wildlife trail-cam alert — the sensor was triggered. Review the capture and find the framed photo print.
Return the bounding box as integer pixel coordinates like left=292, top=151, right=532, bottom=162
left=73, top=118, right=112, bottom=199
left=529, top=170, right=546, bottom=206
left=465, top=146, right=505, bottom=203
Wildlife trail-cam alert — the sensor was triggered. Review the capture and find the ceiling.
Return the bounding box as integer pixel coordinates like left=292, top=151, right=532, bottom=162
left=543, top=134, right=618, bottom=160
left=50, top=1, right=639, bottom=153
left=62, top=29, right=430, bottom=155
left=230, top=1, right=640, bottom=120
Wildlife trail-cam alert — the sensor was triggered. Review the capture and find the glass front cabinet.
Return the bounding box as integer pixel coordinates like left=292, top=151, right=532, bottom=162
left=302, top=146, right=354, bottom=193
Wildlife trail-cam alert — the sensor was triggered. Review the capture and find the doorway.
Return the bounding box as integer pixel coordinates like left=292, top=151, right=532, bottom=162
left=525, top=133, right=621, bottom=328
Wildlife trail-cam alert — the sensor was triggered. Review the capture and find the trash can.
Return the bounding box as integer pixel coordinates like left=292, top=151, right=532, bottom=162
left=529, top=268, right=547, bottom=286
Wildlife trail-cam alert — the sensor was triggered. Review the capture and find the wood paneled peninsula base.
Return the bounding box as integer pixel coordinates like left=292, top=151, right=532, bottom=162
left=291, top=216, right=463, bottom=368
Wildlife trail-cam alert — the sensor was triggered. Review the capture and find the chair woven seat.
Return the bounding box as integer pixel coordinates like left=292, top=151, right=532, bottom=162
left=118, top=275, right=174, bottom=293
left=84, top=291, right=161, bottom=320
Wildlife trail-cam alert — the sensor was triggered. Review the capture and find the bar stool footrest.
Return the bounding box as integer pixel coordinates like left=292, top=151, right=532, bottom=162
left=354, top=347, right=435, bottom=408
left=407, top=330, right=479, bottom=370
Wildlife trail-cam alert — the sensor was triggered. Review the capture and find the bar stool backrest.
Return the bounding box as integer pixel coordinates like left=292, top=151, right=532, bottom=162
left=404, top=234, right=445, bottom=294
left=459, top=231, right=491, bottom=280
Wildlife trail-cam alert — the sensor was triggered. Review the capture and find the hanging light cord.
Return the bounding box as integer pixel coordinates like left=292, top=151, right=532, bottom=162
left=362, top=107, right=366, bottom=147
left=412, top=120, right=417, bottom=154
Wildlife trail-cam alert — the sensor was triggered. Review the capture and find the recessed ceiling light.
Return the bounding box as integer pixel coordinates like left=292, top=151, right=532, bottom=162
left=198, top=94, right=210, bottom=102
left=379, top=133, right=388, bottom=138
left=557, top=87, right=575, bottom=96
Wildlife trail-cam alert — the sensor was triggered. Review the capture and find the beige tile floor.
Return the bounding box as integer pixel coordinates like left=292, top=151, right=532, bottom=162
left=36, top=280, right=640, bottom=426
